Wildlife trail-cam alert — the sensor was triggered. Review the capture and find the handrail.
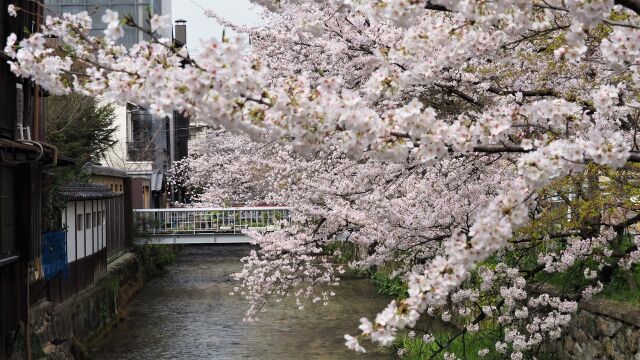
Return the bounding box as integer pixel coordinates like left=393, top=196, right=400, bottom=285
left=133, top=207, right=291, bottom=236
left=133, top=206, right=290, bottom=212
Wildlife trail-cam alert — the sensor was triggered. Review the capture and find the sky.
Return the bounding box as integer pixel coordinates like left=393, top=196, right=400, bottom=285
left=171, top=0, right=262, bottom=54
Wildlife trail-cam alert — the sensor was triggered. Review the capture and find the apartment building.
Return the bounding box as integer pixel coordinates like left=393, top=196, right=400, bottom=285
left=44, top=0, right=189, bottom=208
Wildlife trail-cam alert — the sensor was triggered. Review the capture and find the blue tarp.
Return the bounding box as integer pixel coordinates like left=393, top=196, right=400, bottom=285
left=42, top=232, right=70, bottom=280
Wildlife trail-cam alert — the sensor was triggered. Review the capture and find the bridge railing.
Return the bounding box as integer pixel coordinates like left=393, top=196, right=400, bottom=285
left=133, top=207, right=291, bottom=236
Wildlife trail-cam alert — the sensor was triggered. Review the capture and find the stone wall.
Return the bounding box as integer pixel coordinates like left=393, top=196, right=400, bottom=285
left=550, top=298, right=640, bottom=359
left=24, top=253, right=140, bottom=359
left=6, top=245, right=176, bottom=360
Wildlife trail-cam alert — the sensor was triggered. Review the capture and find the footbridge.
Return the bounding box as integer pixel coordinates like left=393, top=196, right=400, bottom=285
left=134, top=207, right=290, bottom=245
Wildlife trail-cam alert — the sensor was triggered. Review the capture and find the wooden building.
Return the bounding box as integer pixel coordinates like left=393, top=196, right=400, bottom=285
left=43, top=184, right=131, bottom=301
left=82, top=164, right=134, bottom=259
left=84, top=162, right=127, bottom=194
left=131, top=176, right=152, bottom=209
left=84, top=162, right=150, bottom=208
left=1, top=0, right=49, bottom=351
left=0, top=4, right=137, bottom=357
left=0, top=3, right=131, bottom=357
left=0, top=2, right=86, bottom=358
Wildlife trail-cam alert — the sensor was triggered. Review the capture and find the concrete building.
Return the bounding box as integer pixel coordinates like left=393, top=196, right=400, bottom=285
left=44, top=0, right=190, bottom=208
left=44, top=0, right=173, bottom=48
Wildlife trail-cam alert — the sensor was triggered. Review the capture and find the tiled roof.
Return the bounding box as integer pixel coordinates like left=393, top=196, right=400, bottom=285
left=82, top=162, right=128, bottom=178
left=59, top=183, right=118, bottom=201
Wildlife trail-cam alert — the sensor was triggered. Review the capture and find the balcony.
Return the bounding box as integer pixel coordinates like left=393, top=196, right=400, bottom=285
left=126, top=141, right=154, bottom=162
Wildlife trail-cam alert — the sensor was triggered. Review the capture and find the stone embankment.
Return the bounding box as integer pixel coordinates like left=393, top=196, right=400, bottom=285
left=550, top=298, right=640, bottom=359
left=8, top=245, right=176, bottom=360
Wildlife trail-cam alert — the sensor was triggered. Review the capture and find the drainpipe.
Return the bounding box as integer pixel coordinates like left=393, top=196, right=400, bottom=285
left=24, top=260, right=31, bottom=360
left=169, top=113, right=175, bottom=166
left=168, top=114, right=175, bottom=203
left=171, top=20, right=187, bottom=204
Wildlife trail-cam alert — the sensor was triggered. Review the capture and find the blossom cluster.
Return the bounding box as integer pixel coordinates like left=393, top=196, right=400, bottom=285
left=6, top=0, right=640, bottom=357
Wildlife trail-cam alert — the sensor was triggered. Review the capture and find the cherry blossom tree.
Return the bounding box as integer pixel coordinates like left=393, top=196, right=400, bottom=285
left=173, top=128, right=640, bottom=358
left=6, top=0, right=640, bottom=357
left=168, top=129, right=283, bottom=205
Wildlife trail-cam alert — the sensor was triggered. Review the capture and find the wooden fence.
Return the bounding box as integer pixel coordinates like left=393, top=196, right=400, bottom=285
left=30, top=180, right=133, bottom=305
left=106, top=195, right=127, bottom=261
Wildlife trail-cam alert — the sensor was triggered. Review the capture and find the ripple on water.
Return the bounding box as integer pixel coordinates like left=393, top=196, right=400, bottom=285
left=91, top=245, right=394, bottom=360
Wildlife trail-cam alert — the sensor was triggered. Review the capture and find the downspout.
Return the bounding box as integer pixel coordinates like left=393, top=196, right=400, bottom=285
left=34, top=85, right=40, bottom=141
left=24, top=5, right=41, bottom=359
left=169, top=113, right=175, bottom=203
left=24, top=260, right=31, bottom=360
left=40, top=142, right=58, bottom=169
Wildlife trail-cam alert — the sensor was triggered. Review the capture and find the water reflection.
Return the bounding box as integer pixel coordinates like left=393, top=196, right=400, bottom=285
left=91, top=245, right=394, bottom=360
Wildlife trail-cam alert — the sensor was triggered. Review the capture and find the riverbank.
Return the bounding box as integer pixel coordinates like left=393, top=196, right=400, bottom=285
left=8, top=245, right=177, bottom=360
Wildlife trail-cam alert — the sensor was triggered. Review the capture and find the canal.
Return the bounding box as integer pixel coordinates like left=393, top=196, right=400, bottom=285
left=91, top=245, right=394, bottom=359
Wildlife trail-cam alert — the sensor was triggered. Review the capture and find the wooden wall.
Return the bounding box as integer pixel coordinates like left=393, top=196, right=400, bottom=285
left=30, top=178, right=134, bottom=305
left=0, top=0, right=44, bottom=342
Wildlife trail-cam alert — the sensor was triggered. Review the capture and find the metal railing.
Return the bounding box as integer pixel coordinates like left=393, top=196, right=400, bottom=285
left=134, top=207, right=291, bottom=236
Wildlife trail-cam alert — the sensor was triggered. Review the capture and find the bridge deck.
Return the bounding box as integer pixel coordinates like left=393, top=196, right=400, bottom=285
left=136, top=233, right=251, bottom=245
left=134, top=207, right=290, bottom=245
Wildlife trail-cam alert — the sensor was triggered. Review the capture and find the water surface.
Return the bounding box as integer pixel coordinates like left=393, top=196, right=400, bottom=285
left=91, top=245, right=394, bottom=360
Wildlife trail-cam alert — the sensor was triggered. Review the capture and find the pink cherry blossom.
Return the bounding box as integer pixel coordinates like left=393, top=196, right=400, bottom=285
left=7, top=1, right=640, bottom=357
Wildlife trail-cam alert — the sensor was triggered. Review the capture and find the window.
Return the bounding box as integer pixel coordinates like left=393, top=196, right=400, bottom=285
left=44, top=1, right=155, bottom=49
left=76, top=214, right=83, bottom=231
left=85, top=213, right=91, bottom=229
left=126, top=104, right=155, bottom=161
left=93, top=212, right=97, bottom=228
